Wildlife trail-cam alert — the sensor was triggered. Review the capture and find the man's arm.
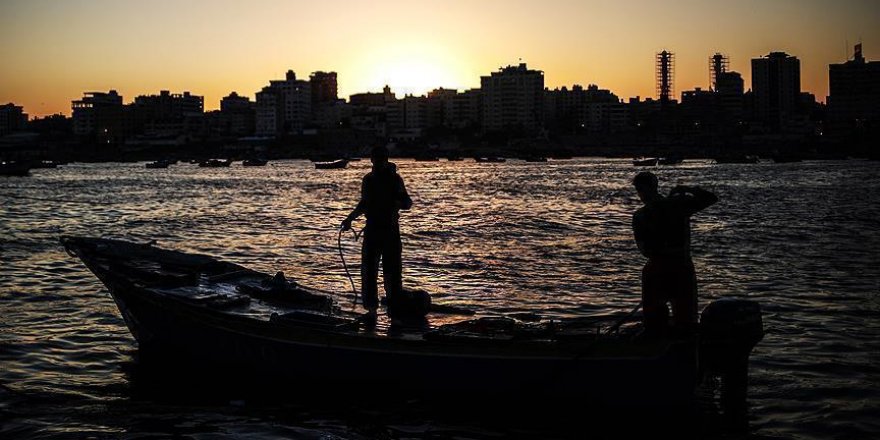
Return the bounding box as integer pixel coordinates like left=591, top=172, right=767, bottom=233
left=397, top=175, right=412, bottom=211
left=341, top=178, right=368, bottom=230
left=670, top=185, right=718, bottom=214
left=633, top=211, right=651, bottom=258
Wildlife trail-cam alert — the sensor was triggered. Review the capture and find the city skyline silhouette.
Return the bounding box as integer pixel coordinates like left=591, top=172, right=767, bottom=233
left=1, top=0, right=877, bottom=117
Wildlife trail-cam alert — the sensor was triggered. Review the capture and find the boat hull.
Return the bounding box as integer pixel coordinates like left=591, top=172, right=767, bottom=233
left=63, top=236, right=701, bottom=405
left=104, top=280, right=696, bottom=404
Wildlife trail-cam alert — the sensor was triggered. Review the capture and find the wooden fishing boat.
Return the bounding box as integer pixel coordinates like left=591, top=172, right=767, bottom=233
left=199, top=159, right=233, bottom=168
left=475, top=157, right=506, bottom=163
left=145, top=160, right=172, bottom=169
left=242, top=158, right=268, bottom=167
left=658, top=156, right=684, bottom=165
left=713, top=155, right=759, bottom=164
left=0, top=161, right=31, bottom=176
left=61, top=236, right=762, bottom=405
left=633, top=157, right=659, bottom=166
left=28, top=160, right=61, bottom=169
left=314, top=159, right=348, bottom=169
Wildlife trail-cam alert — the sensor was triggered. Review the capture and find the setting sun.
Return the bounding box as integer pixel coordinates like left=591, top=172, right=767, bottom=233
left=357, top=43, right=470, bottom=96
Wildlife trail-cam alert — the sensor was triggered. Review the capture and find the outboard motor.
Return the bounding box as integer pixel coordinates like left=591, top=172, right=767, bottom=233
left=699, top=298, right=763, bottom=414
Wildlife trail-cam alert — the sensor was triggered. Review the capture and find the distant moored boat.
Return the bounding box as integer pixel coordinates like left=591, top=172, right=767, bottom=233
left=243, top=158, right=268, bottom=167
left=0, top=161, right=31, bottom=177
left=475, top=157, right=506, bottom=163
left=29, top=160, right=60, bottom=169
left=146, top=160, right=172, bottom=169
left=633, top=157, right=659, bottom=166
left=714, top=155, right=759, bottom=164
left=523, top=156, right=548, bottom=162
left=314, top=159, right=348, bottom=169
left=199, top=159, right=233, bottom=168
left=658, top=155, right=684, bottom=165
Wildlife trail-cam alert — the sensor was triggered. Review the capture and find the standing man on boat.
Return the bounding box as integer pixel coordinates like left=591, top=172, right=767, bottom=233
left=341, top=145, right=412, bottom=319
left=632, top=171, right=718, bottom=337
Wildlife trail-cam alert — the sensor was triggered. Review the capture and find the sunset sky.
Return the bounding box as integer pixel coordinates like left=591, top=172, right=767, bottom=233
left=1, top=0, right=878, bottom=117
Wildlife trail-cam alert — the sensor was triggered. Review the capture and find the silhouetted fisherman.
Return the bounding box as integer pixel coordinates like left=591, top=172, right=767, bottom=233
left=342, top=145, right=412, bottom=319
left=632, top=171, right=717, bottom=337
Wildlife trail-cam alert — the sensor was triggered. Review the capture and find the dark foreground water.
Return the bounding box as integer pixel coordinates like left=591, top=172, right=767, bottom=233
left=1, top=158, right=878, bottom=439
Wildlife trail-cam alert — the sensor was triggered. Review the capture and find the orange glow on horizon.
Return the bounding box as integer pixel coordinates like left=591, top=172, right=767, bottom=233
left=1, top=0, right=878, bottom=117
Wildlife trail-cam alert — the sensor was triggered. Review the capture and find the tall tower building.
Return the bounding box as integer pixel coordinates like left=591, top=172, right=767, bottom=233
left=71, top=90, right=124, bottom=143
left=0, top=103, right=28, bottom=135
left=480, top=63, right=544, bottom=133
left=309, top=71, right=338, bottom=105
left=710, top=53, right=730, bottom=91
left=751, top=52, right=801, bottom=131
left=255, top=70, right=311, bottom=137
left=716, top=71, right=745, bottom=122
left=656, top=51, right=675, bottom=106
left=828, top=44, right=880, bottom=138
left=708, top=53, right=744, bottom=122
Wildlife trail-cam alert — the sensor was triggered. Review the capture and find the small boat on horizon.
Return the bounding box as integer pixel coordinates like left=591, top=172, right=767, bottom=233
left=475, top=156, right=506, bottom=163
left=314, top=159, right=349, bottom=169
left=0, top=161, right=31, bottom=177
left=28, top=160, right=61, bottom=169
left=658, top=156, right=684, bottom=166
left=242, top=158, right=269, bottom=167
left=633, top=157, right=659, bottom=166
left=199, top=159, right=233, bottom=168
left=523, top=156, right=548, bottom=163
left=146, top=160, right=172, bottom=169
left=714, top=155, right=759, bottom=164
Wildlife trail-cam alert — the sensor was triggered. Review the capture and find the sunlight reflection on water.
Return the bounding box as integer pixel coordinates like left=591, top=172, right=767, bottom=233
left=1, top=158, right=879, bottom=439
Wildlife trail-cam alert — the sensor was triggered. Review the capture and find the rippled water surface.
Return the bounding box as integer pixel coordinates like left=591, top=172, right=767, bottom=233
left=1, top=159, right=878, bottom=439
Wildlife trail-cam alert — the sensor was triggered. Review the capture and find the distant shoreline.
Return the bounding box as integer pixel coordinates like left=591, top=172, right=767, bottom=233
left=4, top=137, right=863, bottom=164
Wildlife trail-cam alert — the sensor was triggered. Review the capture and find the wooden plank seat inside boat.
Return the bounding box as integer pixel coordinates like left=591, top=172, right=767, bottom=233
left=236, top=278, right=333, bottom=312
left=184, top=292, right=252, bottom=309
left=105, top=258, right=199, bottom=288
left=423, top=315, right=645, bottom=349
left=425, top=316, right=554, bottom=343
left=270, top=311, right=360, bottom=331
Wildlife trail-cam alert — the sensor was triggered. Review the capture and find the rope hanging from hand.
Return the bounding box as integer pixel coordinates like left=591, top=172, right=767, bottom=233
left=337, top=227, right=364, bottom=306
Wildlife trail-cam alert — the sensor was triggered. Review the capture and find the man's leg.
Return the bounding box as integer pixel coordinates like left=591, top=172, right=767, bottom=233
left=670, top=260, right=698, bottom=332
left=381, top=228, right=403, bottom=299
left=642, top=260, right=670, bottom=338
left=361, top=234, right=381, bottom=312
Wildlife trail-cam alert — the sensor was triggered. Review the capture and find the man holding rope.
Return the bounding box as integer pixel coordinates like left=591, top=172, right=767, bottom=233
left=341, top=145, right=412, bottom=321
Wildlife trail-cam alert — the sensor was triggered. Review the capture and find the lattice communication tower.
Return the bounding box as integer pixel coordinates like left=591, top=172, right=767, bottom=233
left=656, top=50, right=675, bottom=103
